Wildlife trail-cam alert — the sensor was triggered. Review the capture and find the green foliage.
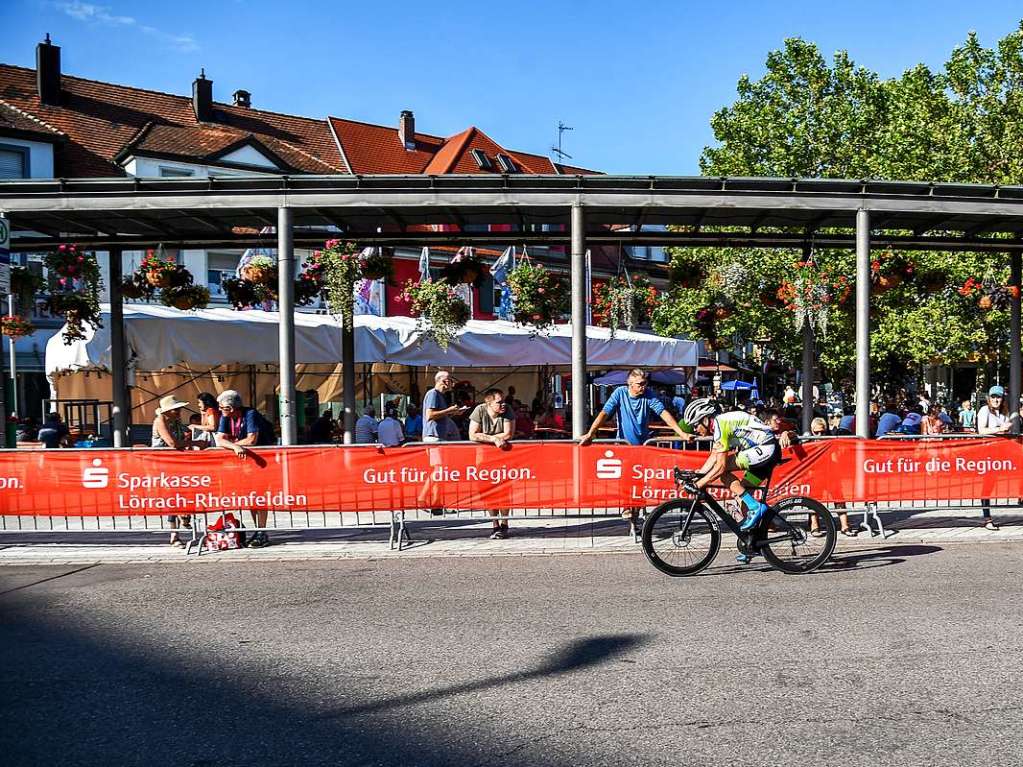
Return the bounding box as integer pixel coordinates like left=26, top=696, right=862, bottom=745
left=400, top=279, right=471, bottom=350
left=506, top=261, right=568, bottom=334
left=679, top=23, right=1023, bottom=379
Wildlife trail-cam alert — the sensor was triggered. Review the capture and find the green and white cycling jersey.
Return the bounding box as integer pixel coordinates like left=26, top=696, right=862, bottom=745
left=712, top=411, right=775, bottom=452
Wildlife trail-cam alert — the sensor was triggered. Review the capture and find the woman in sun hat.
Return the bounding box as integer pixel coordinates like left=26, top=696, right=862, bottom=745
left=151, top=394, right=194, bottom=547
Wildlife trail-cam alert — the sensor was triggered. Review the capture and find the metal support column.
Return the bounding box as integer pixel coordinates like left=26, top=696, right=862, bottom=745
left=277, top=208, right=297, bottom=446
left=800, top=244, right=814, bottom=434
left=7, top=294, right=17, bottom=417
left=109, top=247, right=129, bottom=447
left=855, top=209, right=871, bottom=438
left=801, top=323, right=815, bottom=434
left=341, top=326, right=355, bottom=444
left=570, top=204, right=587, bottom=439
left=1010, top=250, right=1022, bottom=434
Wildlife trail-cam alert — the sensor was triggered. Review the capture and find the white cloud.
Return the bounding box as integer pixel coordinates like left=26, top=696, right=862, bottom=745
left=57, top=2, right=199, bottom=53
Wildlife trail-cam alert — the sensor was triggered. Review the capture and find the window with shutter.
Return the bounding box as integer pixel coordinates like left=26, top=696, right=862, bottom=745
left=0, top=147, right=27, bottom=179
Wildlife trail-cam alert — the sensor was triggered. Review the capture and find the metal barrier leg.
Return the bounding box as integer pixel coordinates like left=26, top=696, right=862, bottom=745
left=389, top=512, right=397, bottom=551
left=870, top=503, right=891, bottom=539
left=857, top=503, right=876, bottom=537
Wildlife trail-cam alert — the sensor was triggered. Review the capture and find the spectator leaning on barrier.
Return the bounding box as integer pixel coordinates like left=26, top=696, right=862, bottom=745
left=976, top=385, right=1010, bottom=532
left=355, top=406, right=379, bottom=444
left=189, top=392, right=219, bottom=448
left=214, top=389, right=277, bottom=548
left=423, top=371, right=467, bottom=443
left=469, top=388, right=516, bottom=539
left=875, top=401, right=902, bottom=438
left=151, top=395, right=195, bottom=547
left=580, top=368, right=693, bottom=535
left=377, top=404, right=405, bottom=447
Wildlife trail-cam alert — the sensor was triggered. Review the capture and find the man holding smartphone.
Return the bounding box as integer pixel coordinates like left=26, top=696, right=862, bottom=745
left=422, top=370, right=468, bottom=515
left=423, top=370, right=467, bottom=443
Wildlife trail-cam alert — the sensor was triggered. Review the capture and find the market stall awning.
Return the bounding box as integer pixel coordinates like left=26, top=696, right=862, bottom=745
left=45, top=305, right=699, bottom=376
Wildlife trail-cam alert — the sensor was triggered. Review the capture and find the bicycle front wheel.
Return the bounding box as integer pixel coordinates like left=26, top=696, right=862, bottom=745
left=641, top=499, right=721, bottom=577
left=759, top=497, right=836, bottom=574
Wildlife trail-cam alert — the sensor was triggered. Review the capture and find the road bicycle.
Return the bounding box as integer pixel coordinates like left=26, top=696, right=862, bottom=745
left=641, top=467, right=836, bottom=576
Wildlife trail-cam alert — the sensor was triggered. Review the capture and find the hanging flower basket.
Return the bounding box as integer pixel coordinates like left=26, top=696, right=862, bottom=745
left=669, top=258, right=707, bottom=289
left=400, top=279, right=470, bottom=350
left=161, top=284, right=211, bottom=311
left=46, top=291, right=103, bottom=343
left=506, top=261, right=568, bottom=333
left=44, top=245, right=103, bottom=344
left=871, top=250, right=915, bottom=292
left=9, top=267, right=45, bottom=315
left=240, top=255, right=277, bottom=286
left=120, top=276, right=147, bottom=300
left=360, top=250, right=396, bottom=283
left=295, top=275, right=323, bottom=306
left=776, top=261, right=851, bottom=337
left=592, top=274, right=658, bottom=336
left=310, top=240, right=363, bottom=328
left=1, top=315, right=35, bottom=338
left=223, top=277, right=260, bottom=310
left=442, top=252, right=488, bottom=286
left=138, top=248, right=181, bottom=288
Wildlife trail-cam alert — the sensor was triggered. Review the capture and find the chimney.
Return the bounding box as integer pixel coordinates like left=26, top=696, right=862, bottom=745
left=398, top=110, right=415, bottom=150
left=192, top=69, right=213, bottom=122
left=36, top=34, right=61, bottom=105
left=232, top=89, right=251, bottom=108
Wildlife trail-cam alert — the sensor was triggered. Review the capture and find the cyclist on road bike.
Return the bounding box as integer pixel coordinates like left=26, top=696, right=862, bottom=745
left=682, top=399, right=795, bottom=562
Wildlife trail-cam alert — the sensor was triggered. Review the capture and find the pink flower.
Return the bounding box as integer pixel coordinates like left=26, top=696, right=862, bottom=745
left=59, top=244, right=66, bottom=252
left=77, top=256, right=84, bottom=263
left=59, top=278, right=67, bottom=286
left=325, top=239, right=340, bottom=250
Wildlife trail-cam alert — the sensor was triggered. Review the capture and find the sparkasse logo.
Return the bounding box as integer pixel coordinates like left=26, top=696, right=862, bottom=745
left=82, top=458, right=109, bottom=489
left=596, top=450, right=623, bottom=480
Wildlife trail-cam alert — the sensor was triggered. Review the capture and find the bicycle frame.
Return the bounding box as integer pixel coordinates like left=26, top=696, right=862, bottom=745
left=674, top=477, right=803, bottom=550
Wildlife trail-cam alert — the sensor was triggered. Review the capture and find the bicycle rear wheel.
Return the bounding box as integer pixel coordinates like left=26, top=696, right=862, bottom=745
left=641, top=499, right=721, bottom=577
left=759, top=497, right=836, bottom=574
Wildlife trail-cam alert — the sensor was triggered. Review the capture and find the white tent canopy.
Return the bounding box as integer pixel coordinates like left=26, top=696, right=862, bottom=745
left=46, top=304, right=698, bottom=376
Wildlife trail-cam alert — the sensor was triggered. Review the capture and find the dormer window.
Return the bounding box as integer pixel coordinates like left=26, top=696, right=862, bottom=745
left=496, top=153, right=516, bottom=173
left=470, top=149, right=492, bottom=170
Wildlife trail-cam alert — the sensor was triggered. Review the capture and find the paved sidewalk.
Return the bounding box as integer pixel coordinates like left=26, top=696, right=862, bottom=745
left=1, top=509, right=1020, bottom=565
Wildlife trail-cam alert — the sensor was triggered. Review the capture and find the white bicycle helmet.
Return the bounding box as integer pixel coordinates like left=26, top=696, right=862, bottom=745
left=683, top=397, right=719, bottom=427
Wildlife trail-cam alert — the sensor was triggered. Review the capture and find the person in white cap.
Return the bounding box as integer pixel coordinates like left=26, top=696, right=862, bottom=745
left=151, top=394, right=194, bottom=547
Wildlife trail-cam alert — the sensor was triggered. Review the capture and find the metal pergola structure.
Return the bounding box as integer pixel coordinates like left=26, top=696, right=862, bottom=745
left=2, top=174, right=1022, bottom=444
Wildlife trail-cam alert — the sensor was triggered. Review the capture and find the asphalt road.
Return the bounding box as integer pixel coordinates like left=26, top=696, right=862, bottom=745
left=1, top=543, right=1022, bottom=767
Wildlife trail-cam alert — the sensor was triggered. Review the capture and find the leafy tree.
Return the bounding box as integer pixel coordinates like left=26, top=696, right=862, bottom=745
left=661, top=25, right=1023, bottom=387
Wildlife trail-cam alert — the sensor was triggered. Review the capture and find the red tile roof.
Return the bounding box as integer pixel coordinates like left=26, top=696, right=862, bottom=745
left=0, top=99, right=63, bottom=139
left=0, top=64, right=345, bottom=176
left=0, top=60, right=598, bottom=179
left=329, top=116, right=598, bottom=177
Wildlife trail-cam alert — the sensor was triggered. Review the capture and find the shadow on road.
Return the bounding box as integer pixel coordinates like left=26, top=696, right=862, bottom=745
left=820, top=543, right=944, bottom=572
left=0, top=593, right=649, bottom=767
left=319, top=633, right=650, bottom=718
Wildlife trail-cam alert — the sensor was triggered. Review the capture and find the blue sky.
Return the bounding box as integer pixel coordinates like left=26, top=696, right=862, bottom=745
left=3, top=1, right=1022, bottom=174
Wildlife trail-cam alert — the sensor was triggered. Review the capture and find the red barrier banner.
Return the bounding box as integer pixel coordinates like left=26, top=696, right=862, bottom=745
left=0, top=438, right=1020, bottom=516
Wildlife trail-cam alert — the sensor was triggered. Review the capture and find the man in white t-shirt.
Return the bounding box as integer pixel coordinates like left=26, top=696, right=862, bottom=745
left=377, top=404, right=405, bottom=447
